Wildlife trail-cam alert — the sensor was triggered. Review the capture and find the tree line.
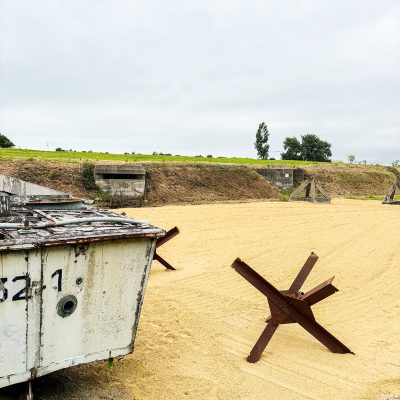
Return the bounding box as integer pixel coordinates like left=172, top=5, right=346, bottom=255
left=1, top=131, right=396, bottom=165
left=254, top=122, right=332, bottom=162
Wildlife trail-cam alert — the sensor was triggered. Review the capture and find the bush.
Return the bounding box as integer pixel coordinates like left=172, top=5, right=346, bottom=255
left=81, top=163, right=98, bottom=191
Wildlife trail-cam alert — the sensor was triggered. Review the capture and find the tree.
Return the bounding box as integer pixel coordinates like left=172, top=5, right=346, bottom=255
left=281, top=137, right=302, bottom=160
left=254, top=122, right=270, bottom=160
left=0, top=133, right=14, bottom=148
left=300, top=134, right=332, bottom=162
left=281, top=134, right=332, bottom=162
left=347, top=155, right=356, bottom=164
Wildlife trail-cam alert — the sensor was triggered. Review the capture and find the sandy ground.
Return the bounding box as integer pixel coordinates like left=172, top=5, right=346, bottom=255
left=2, top=199, right=399, bottom=400
left=121, top=199, right=400, bottom=400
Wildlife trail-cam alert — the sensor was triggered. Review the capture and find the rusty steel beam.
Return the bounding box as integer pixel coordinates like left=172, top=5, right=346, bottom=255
left=156, top=226, right=180, bottom=248
left=153, top=253, right=176, bottom=271
left=265, top=278, right=337, bottom=322
left=289, top=252, right=319, bottom=293
left=301, top=277, right=338, bottom=305
left=231, top=254, right=353, bottom=362
left=247, top=321, right=279, bottom=363
left=154, top=226, right=180, bottom=270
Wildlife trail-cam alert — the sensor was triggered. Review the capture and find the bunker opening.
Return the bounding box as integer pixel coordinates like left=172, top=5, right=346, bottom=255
left=101, top=173, right=144, bottom=180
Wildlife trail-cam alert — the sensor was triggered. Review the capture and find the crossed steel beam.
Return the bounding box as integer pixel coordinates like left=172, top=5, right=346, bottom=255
left=231, top=252, right=353, bottom=363
left=153, top=226, right=180, bottom=270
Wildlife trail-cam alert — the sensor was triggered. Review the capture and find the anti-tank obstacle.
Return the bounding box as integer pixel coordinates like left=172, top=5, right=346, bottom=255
left=289, top=178, right=331, bottom=203
left=382, top=181, right=400, bottom=205
left=231, top=252, right=353, bottom=363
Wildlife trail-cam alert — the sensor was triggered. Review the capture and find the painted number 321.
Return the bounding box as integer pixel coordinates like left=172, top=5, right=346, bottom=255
left=0, top=269, right=62, bottom=303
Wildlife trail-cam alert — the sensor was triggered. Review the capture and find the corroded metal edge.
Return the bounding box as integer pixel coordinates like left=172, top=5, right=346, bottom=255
left=0, top=229, right=165, bottom=252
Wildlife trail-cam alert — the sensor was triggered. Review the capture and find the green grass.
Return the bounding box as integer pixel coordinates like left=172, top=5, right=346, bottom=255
left=345, top=195, right=400, bottom=201
left=0, top=148, right=324, bottom=165
left=278, top=187, right=296, bottom=201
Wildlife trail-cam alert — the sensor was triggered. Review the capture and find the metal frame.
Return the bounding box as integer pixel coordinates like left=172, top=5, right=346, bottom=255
left=231, top=252, right=353, bottom=363
left=153, top=226, right=180, bottom=270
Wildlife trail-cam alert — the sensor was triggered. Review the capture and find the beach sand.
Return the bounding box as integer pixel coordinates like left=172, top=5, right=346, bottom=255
left=4, top=199, right=398, bottom=400
left=116, top=199, right=399, bottom=400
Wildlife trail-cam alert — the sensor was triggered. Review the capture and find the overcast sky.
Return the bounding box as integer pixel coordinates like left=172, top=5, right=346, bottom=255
left=0, top=0, right=399, bottom=164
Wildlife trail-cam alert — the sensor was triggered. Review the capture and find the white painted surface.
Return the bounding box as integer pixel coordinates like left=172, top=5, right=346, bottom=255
left=0, top=237, right=156, bottom=388
left=0, top=252, right=30, bottom=379
left=0, top=174, right=68, bottom=197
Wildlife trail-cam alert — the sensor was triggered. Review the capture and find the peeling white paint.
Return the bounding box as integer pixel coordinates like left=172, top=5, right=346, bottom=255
left=0, top=207, right=163, bottom=388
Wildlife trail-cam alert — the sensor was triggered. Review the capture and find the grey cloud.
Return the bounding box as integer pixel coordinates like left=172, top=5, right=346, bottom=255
left=0, top=0, right=399, bottom=163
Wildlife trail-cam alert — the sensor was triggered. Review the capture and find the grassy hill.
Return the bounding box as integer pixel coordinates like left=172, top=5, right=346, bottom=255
left=0, top=148, right=398, bottom=206
left=0, top=148, right=323, bottom=165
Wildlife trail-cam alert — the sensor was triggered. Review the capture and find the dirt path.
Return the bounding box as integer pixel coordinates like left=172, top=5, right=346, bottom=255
left=2, top=199, right=399, bottom=400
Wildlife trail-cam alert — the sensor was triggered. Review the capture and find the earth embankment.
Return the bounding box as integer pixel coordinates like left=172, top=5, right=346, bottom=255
left=142, top=163, right=282, bottom=205
left=302, top=164, right=398, bottom=197
left=0, top=158, right=398, bottom=204
left=0, top=159, right=282, bottom=205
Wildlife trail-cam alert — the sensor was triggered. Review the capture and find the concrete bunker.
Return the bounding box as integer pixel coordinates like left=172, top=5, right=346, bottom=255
left=94, top=164, right=146, bottom=199
left=255, top=168, right=304, bottom=189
